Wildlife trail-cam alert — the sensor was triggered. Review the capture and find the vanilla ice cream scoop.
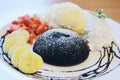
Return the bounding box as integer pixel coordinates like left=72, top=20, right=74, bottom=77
left=46, top=2, right=87, bottom=34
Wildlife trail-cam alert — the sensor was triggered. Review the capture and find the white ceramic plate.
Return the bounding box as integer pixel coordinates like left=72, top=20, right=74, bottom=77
left=0, top=1, right=120, bottom=79
left=0, top=10, right=120, bottom=80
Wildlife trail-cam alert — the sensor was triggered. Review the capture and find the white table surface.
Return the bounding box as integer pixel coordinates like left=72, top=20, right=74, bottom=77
left=0, top=0, right=120, bottom=80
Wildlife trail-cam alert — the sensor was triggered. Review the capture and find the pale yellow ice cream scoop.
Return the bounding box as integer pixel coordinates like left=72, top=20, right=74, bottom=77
left=46, top=2, right=87, bottom=34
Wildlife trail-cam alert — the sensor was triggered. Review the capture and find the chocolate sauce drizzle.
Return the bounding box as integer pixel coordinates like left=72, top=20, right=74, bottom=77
left=0, top=35, right=120, bottom=80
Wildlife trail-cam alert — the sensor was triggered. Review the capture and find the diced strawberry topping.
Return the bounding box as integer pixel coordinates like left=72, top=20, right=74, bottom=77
left=7, top=14, right=49, bottom=44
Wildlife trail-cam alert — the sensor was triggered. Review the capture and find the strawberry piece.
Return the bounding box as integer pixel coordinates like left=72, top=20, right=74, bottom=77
left=28, top=31, right=37, bottom=44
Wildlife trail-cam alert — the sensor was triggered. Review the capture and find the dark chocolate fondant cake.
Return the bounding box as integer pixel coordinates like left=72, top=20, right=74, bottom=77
left=33, top=29, right=90, bottom=66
